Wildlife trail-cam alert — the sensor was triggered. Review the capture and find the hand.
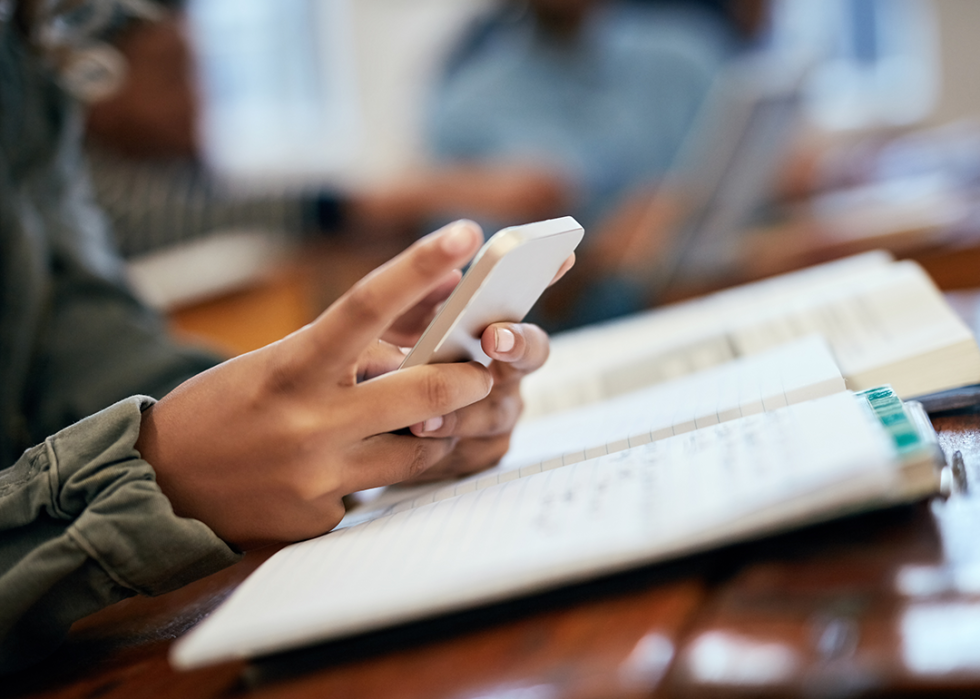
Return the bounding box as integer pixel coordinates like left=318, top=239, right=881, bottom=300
left=379, top=272, right=462, bottom=349
left=380, top=252, right=576, bottom=484
left=399, top=320, right=554, bottom=482
left=349, top=164, right=571, bottom=235
left=381, top=244, right=574, bottom=350
left=137, top=221, right=496, bottom=549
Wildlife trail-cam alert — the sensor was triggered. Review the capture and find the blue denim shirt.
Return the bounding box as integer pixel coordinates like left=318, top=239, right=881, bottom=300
left=0, top=6, right=239, bottom=671
left=428, top=3, right=732, bottom=235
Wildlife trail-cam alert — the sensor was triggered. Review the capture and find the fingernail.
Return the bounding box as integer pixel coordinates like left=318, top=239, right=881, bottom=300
left=494, top=327, right=515, bottom=353
left=440, top=221, right=478, bottom=255
left=423, top=415, right=444, bottom=433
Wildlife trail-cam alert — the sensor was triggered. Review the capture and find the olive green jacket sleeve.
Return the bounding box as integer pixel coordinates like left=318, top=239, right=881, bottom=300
left=0, top=4, right=241, bottom=673
left=0, top=396, right=242, bottom=672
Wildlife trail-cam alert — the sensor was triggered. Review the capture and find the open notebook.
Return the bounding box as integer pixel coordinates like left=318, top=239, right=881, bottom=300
left=171, top=383, right=944, bottom=670
left=170, top=252, right=972, bottom=669
left=521, top=251, right=980, bottom=419
left=342, top=335, right=844, bottom=527
left=343, top=255, right=980, bottom=524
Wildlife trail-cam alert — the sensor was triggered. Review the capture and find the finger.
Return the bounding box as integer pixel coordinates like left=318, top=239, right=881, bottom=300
left=549, top=253, right=576, bottom=286
left=295, top=220, right=483, bottom=376
left=345, top=433, right=458, bottom=491
left=401, top=433, right=512, bottom=483
left=348, top=361, right=493, bottom=437
left=382, top=269, right=462, bottom=348
left=356, top=340, right=407, bottom=382
left=480, top=322, right=551, bottom=377
left=411, top=383, right=522, bottom=438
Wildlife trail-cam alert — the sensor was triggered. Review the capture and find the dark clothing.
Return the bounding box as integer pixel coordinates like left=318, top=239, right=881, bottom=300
left=0, top=7, right=239, bottom=671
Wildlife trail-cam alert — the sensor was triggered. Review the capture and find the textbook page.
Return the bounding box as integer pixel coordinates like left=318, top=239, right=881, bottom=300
left=340, top=335, right=844, bottom=528
left=525, top=251, right=892, bottom=405
left=539, top=250, right=894, bottom=378
left=172, top=390, right=937, bottom=670
left=522, top=255, right=980, bottom=418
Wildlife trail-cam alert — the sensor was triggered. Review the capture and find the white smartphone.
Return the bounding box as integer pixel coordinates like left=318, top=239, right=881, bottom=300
left=400, top=216, right=584, bottom=368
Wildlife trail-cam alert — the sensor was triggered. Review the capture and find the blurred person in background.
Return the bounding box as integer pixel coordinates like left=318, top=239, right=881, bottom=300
left=0, top=0, right=568, bottom=671
left=427, top=0, right=942, bottom=331
left=426, top=0, right=758, bottom=328
left=83, top=10, right=570, bottom=260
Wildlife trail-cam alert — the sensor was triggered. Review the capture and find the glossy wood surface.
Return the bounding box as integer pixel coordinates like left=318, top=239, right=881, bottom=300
left=10, top=240, right=980, bottom=699
left=665, top=411, right=980, bottom=697
left=9, top=413, right=980, bottom=699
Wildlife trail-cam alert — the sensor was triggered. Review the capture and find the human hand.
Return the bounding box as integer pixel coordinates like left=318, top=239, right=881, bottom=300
left=397, top=320, right=555, bottom=482
left=137, top=221, right=497, bottom=549
left=434, top=164, right=571, bottom=223
left=350, top=164, right=571, bottom=236
left=376, top=252, right=576, bottom=484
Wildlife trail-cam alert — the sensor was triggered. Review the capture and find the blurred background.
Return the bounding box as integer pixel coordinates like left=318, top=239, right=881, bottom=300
left=81, top=0, right=980, bottom=351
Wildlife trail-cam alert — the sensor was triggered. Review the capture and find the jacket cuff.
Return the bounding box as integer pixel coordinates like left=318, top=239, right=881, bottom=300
left=46, top=396, right=242, bottom=596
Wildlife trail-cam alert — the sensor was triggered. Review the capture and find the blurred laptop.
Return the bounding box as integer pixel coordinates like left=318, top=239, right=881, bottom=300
left=644, top=55, right=805, bottom=299
left=644, top=0, right=942, bottom=299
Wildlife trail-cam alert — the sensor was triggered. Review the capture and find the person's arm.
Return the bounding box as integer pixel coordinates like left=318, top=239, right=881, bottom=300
left=0, top=396, right=240, bottom=673
left=0, top=220, right=562, bottom=670
left=137, top=219, right=562, bottom=548
left=3, top=5, right=562, bottom=670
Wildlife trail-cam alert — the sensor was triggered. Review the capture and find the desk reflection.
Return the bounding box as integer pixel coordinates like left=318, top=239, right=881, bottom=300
left=666, top=411, right=980, bottom=697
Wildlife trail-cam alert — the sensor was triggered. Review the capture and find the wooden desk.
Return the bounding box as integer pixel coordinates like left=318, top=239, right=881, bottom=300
left=8, top=412, right=980, bottom=699
left=10, top=246, right=980, bottom=699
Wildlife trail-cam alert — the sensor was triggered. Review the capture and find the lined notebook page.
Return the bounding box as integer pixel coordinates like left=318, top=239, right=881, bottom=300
left=522, top=254, right=978, bottom=418
left=172, top=391, right=902, bottom=669
left=340, top=336, right=844, bottom=528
